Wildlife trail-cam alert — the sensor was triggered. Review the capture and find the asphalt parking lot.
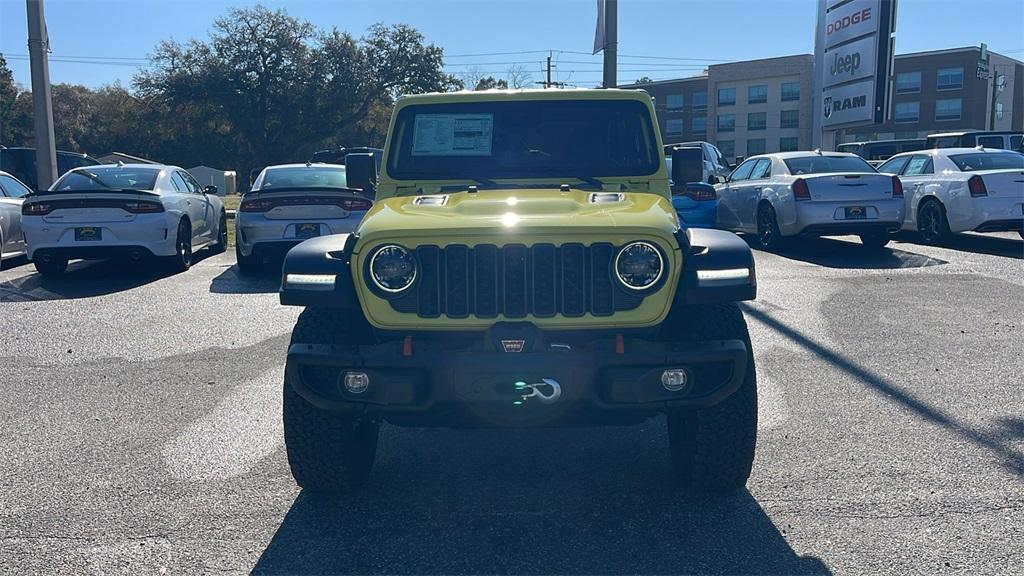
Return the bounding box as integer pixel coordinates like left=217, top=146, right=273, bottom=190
left=1, top=232, right=1021, bottom=575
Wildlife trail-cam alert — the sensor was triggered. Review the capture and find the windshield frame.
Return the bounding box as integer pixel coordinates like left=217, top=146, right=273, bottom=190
left=384, top=98, right=662, bottom=184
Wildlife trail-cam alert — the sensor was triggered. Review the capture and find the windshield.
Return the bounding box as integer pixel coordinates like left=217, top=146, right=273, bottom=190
left=783, top=155, right=876, bottom=175
left=386, top=99, right=660, bottom=183
left=52, top=166, right=160, bottom=191
left=259, top=166, right=348, bottom=189
left=949, top=152, right=1024, bottom=172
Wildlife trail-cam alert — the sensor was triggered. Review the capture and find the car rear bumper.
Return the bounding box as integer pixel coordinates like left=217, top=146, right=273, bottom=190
left=783, top=198, right=904, bottom=237
left=23, top=214, right=177, bottom=259
left=286, top=334, right=750, bottom=428
left=674, top=200, right=718, bottom=228
left=973, top=218, right=1024, bottom=233
left=235, top=215, right=360, bottom=256
left=950, top=198, right=1024, bottom=233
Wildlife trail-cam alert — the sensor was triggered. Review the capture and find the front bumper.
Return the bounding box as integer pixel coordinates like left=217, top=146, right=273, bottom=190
left=286, top=334, right=750, bottom=428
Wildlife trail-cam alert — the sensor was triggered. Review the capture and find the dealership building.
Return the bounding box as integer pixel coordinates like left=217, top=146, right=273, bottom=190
left=630, top=46, right=1022, bottom=162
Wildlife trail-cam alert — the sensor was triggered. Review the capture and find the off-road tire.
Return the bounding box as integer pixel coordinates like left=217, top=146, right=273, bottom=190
left=284, top=307, right=379, bottom=493
left=34, top=256, right=68, bottom=278
left=663, top=303, right=757, bottom=492
left=917, top=198, right=951, bottom=244
left=209, top=212, right=228, bottom=254
left=859, top=233, right=890, bottom=249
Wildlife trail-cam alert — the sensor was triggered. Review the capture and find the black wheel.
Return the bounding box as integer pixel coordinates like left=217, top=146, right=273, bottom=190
left=663, top=303, right=757, bottom=492
left=34, top=256, right=68, bottom=278
left=284, top=307, right=379, bottom=493
left=756, top=202, right=786, bottom=250
left=917, top=199, right=951, bottom=244
left=859, top=233, right=890, bottom=249
left=235, top=245, right=260, bottom=274
left=209, top=212, right=228, bottom=254
left=166, top=219, right=193, bottom=272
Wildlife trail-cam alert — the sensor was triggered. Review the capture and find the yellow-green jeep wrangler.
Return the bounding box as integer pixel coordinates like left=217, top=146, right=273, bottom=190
left=279, top=89, right=758, bottom=493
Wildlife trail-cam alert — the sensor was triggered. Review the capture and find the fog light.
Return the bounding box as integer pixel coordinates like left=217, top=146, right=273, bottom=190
left=661, top=368, right=690, bottom=392
left=343, top=371, right=369, bottom=394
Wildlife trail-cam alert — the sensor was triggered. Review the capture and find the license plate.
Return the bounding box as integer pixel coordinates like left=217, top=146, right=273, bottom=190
left=296, top=223, right=320, bottom=239
left=75, top=227, right=101, bottom=241
left=844, top=206, right=867, bottom=220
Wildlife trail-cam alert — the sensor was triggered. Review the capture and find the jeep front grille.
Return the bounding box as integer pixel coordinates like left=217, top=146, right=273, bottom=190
left=384, top=243, right=646, bottom=318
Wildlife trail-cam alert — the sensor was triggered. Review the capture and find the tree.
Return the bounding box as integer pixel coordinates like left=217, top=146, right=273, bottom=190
left=635, top=76, right=654, bottom=84
left=0, top=54, right=24, bottom=144
left=506, top=64, right=534, bottom=89
left=474, top=76, right=508, bottom=91
left=134, top=6, right=460, bottom=173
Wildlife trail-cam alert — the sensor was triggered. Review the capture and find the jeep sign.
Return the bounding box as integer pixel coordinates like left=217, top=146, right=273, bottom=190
left=822, top=79, right=875, bottom=125
left=824, top=0, right=881, bottom=49
left=824, top=35, right=876, bottom=88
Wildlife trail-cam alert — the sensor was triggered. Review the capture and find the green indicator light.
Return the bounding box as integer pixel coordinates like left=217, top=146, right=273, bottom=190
left=513, top=401, right=523, bottom=406
left=514, top=381, right=527, bottom=389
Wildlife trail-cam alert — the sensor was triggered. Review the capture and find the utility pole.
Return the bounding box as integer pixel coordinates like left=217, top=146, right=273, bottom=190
left=988, top=70, right=1003, bottom=130
left=26, top=0, right=57, bottom=190
left=538, top=52, right=565, bottom=89
left=602, top=0, right=617, bottom=88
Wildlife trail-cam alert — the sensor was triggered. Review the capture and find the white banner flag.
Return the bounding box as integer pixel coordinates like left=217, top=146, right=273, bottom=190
left=593, top=0, right=606, bottom=54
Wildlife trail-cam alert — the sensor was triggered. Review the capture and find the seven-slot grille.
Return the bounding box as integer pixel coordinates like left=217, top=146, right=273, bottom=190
left=383, top=243, right=649, bottom=318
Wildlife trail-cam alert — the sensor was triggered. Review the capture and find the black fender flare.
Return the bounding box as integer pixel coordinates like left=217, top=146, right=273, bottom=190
left=673, top=228, right=757, bottom=305
left=279, top=234, right=360, bottom=308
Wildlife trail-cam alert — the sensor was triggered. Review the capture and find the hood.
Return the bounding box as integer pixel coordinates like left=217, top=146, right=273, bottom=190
left=354, top=188, right=680, bottom=249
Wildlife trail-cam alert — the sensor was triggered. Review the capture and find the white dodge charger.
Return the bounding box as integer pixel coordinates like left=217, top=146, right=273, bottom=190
left=715, top=151, right=905, bottom=249
left=876, top=147, right=1024, bottom=243
left=21, top=163, right=227, bottom=277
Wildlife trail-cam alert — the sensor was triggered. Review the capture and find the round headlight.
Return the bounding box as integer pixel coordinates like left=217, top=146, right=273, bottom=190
left=615, top=241, right=664, bottom=291
left=370, top=245, right=416, bottom=293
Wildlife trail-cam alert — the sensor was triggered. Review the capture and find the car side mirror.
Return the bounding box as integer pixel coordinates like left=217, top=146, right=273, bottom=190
left=717, top=175, right=728, bottom=184
left=670, top=147, right=703, bottom=186
left=203, top=185, right=218, bottom=195
left=345, top=152, right=378, bottom=198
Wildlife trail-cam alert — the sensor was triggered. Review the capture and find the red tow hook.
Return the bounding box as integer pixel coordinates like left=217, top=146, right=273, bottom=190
left=403, top=336, right=413, bottom=357
left=615, top=334, right=624, bottom=355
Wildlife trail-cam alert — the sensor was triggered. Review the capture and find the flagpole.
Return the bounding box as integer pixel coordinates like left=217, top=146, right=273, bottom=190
left=602, top=0, right=617, bottom=88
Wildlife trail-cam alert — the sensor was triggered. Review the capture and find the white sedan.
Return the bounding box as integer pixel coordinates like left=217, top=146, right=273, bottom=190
left=21, top=163, right=227, bottom=277
left=0, top=170, right=32, bottom=263
left=877, top=147, right=1024, bottom=243
left=715, top=151, right=905, bottom=249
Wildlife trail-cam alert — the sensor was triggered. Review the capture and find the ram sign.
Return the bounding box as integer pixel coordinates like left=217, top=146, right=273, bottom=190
left=815, top=0, right=896, bottom=129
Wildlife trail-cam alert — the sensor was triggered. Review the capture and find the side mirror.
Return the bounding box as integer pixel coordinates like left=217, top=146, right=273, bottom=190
left=345, top=152, right=377, bottom=198
left=717, top=175, right=728, bottom=184
left=204, top=185, right=218, bottom=195
left=670, top=147, right=704, bottom=187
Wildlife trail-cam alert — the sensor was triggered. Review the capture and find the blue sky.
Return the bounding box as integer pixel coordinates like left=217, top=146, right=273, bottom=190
left=1, top=0, right=1022, bottom=89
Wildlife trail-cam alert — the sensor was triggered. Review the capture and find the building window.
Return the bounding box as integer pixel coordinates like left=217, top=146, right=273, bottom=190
left=666, top=94, right=684, bottom=111
left=935, top=98, right=962, bottom=121
left=937, top=67, right=964, bottom=90
left=717, top=140, right=735, bottom=159
left=895, top=131, right=919, bottom=139
left=996, top=103, right=1004, bottom=120
left=748, top=112, right=767, bottom=131
left=781, top=82, right=800, bottom=102
left=747, top=85, right=768, bottom=104
left=718, top=87, right=736, bottom=106
left=896, top=72, right=921, bottom=94
left=692, top=92, right=708, bottom=111
left=747, top=138, right=766, bottom=155
left=894, top=101, right=920, bottom=123
left=779, top=137, right=799, bottom=152
left=666, top=118, right=684, bottom=135
left=780, top=109, right=799, bottom=129
left=717, top=113, right=735, bottom=132
left=692, top=116, right=707, bottom=134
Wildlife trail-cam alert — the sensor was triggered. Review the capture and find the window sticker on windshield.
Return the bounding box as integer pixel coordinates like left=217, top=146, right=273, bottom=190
left=412, top=114, right=493, bottom=156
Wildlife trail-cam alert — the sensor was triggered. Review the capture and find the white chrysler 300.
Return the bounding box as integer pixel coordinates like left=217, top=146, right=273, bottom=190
left=21, top=163, right=227, bottom=277
left=715, top=151, right=905, bottom=249
left=876, top=147, right=1024, bottom=243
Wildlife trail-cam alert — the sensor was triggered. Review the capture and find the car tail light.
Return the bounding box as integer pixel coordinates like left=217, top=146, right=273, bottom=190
left=339, top=198, right=373, bottom=211
left=122, top=200, right=165, bottom=213
left=968, top=175, right=987, bottom=197
left=793, top=178, right=811, bottom=201
left=22, top=202, right=53, bottom=215
left=684, top=185, right=717, bottom=202
left=240, top=198, right=274, bottom=212
left=891, top=176, right=904, bottom=198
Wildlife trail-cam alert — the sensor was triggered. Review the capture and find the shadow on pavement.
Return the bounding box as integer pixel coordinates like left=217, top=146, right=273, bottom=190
left=742, top=304, right=1024, bottom=477
left=208, top=264, right=280, bottom=294
left=0, top=255, right=30, bottom=271
left=891, top=231, right=1024, bottom=260
left=747, top=235, right=947, bottom=269
left=253, top=425, right=830, bottom=575
left=0, top=258, right=173, bottom=302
